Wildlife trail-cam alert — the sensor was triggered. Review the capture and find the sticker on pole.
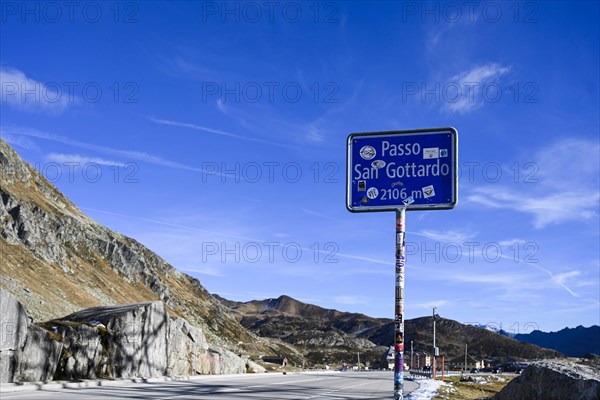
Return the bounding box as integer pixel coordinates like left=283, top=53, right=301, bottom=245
left=346, top=127, right=458, bottom=212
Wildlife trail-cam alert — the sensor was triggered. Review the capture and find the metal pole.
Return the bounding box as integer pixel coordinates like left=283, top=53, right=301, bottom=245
left=394, top=207, right=406, bottom=400
left=433, top=306, right=436, bottom=380
left=464, top=344, right=467, bottom=372
left=411, top=340, right=414, bottom=370
left=433, top=307, right=436, bottom=350
left=442, top=355, right=445, bottom=381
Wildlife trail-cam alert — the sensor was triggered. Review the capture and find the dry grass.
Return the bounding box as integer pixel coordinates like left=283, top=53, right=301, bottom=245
left=0, top=236, right=162, bottom=322
left=433, top=375, right=515, bottom=400
left=3, top=159, right=88, bottom=220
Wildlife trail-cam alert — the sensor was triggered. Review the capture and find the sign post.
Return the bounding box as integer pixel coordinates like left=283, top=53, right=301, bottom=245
left=346, top=127, right=458, bottom=400
left=394, top=206, right=407, bottom=398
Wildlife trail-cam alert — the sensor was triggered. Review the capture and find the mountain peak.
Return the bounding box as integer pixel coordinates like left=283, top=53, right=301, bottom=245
left=216, top=293, right=564, bottom=366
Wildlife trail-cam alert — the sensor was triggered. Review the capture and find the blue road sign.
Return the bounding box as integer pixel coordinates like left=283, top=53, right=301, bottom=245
left=346, top=127, right=458, bottom=212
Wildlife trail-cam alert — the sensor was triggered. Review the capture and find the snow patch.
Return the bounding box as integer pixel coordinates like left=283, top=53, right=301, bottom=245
left=407, top=379, right=446, bottom=400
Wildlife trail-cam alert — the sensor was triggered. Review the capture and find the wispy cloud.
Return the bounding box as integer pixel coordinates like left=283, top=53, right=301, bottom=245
left=497, top=238, right=527, bottom=247
left=150, top=117, right=245, bottom=140
left=553, top=271, right=581, bottom=287
left=81, top=206, right=261, bottom=243
left=212, top=79, right=364, bottom=146
left=149, top=116, right=293, bottom=148
left=534, top=138, right=600, bottom=190
left=426, top=14, right=480, bottom=51
left=403, top=227, right=585, bottom=299
left=441, top=63, right=511, bottom=114
left=467, top=137, right=600, bottom=228
left=1, top=126, right=236, bottom=179
left=82, top=206, right=392, bottom=270
left=432, top=271, right=529, bottom=285
left=301, top=208, right=346, bottom=223
left=216, top=99, right=228, bottom=114
left=4, top=126, right=202, bottom=170
left=0, top=133, right=40, bottom=151
left=415, top=229, right=477, bottom=243
left=46, top=153, right=127, bottom=167
left=0, top=67, right=72, bottom=114
left=467, top=187, right=599, bottom=228
left=413, top=299, right=453, bottom=310
left=156, top=53, right=223, bottom=82
left=168, top=57, right=218, bottom=80
left=413, top=255, right=584, bottom=299
left=179, top=265, right=224, bottom=277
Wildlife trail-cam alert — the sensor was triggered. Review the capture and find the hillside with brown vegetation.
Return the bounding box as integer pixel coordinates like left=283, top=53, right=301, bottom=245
left=0, top=139, right=297, bottom=359
left=217, top=294, right=563, bottom=367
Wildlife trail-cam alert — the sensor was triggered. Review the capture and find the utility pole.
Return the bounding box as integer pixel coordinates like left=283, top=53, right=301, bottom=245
left=464, top=343, right=467, bottom=372
left=410, top=341, right=414, bottom=370
left=433, top=306, right=437, bottom=351
left=357, top=352, right=360, bottom=370
left=433, top=306, right=437, bottom=379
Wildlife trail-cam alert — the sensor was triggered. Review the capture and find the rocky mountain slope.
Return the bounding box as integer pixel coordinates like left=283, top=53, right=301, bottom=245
left=214, top=294, right=389, bottom=366
left=217, top=294, right=563, bottom=366
left=514, top=325, right=600, bottom=357
left=0, top=139, right=295, bottom=360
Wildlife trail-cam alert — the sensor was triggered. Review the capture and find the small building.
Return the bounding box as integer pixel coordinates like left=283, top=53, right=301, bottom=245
left=446, top=354, right=485, bottom=371
left=410, top=352, right=431, bottom=369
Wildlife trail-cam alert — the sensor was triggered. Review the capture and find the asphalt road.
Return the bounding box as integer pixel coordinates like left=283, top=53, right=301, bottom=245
left=2, top=371, right=419, bottom=399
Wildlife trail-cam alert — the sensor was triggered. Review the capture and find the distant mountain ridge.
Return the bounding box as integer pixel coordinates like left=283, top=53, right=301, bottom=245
left=215, top=294, right=563, bottom=366
left=470, top=323, right=516, bottom=338
left=515, top=325, right=600, bottom=357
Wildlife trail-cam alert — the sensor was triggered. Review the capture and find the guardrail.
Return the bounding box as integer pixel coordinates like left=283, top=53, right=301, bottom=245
left=408, top=370, right=464, bottom=379
left=408, top=371, right=432, bottom=379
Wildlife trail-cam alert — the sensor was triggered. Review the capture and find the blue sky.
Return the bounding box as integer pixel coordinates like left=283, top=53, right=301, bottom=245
left=1, top=1, right=598, bottom=333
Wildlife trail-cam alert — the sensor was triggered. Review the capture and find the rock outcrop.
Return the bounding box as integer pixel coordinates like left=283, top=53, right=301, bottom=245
left=0, top=289, right=62, bottom=383
left=55, top=322, right=107, bottom=380
left=0, top=288, right=28, bottom=382
left=54, top=301, right=169, bottom=379
left=492, top=360, right=600, bottom=400
left=1, top=289, right=247, bottom=383
left=246, top=359, right=267, bottom=373
left=166, top=317, right=246, bottom=376
left=14, top=324, right=63, bottom=382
